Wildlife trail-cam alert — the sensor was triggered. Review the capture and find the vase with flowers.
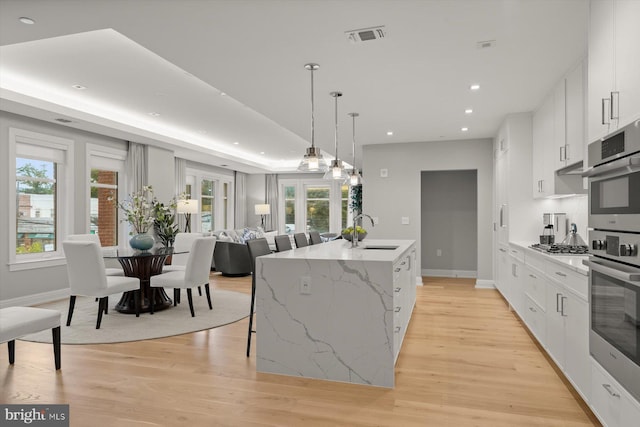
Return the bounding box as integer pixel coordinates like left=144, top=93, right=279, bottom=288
left=112, top=186, right=155, bottom=250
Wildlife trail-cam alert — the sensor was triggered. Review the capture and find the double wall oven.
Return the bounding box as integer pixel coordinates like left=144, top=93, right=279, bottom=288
left=584, top=119, right=640, bottom=401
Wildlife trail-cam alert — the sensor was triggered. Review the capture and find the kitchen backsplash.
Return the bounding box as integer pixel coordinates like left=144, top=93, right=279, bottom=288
left=526, top=194, right=588, bottom=243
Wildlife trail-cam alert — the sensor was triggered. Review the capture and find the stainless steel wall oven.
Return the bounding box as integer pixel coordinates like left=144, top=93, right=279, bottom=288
left=584, top=119, right=640, bottom=402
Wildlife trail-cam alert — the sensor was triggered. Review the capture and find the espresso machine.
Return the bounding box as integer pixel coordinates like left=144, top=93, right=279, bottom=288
left=543, top=213, right=567, bottom=243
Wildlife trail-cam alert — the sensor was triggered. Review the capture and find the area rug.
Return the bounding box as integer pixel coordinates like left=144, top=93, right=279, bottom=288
left=20, top=290, right=250, bottom=344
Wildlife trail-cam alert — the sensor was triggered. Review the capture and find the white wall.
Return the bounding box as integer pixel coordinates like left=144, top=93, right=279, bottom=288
left=0, top=111, right=127, bottom=304
left=363, top=138, right=493, bottom=281
left=246, top=174, right=266, bottom=229
left=147, top=146, right=175, bottom=203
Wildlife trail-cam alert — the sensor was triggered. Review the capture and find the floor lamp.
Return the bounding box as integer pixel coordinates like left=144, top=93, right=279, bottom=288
left=177, top=199, right=198, bottom=232
left=254, top=204, right=270, bottom=230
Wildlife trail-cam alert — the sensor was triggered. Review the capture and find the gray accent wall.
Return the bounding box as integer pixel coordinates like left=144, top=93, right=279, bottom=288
left=421, top=170, right=477, bottom=275
left=362, top=138, right=493, bottom=282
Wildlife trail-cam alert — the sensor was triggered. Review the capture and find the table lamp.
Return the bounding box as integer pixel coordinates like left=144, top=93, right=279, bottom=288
left=177, top=199, right=198, bottom=232
left=254, top=204, right=271, bottom=229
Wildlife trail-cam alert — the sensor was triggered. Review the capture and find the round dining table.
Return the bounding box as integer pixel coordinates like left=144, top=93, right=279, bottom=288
left=104, top=247, right=188, bottom=314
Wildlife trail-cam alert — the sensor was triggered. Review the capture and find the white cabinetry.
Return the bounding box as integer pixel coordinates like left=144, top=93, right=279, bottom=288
left=509, top=247, right=525, bottom=315
left=591, top=360, right=640, bottom=427
left=588, top=0, right=640, bottom=142
left=532, top=60, right=586, bottom=199
left=496, top=245, right=510, bottom=301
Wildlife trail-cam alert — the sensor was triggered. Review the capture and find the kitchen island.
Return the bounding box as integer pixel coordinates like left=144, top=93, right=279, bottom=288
left=255, top=239, right=416, bottom=388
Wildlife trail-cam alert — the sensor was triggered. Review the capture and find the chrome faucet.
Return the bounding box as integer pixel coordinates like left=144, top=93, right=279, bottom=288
left=352, top=213, right=375, bottom=248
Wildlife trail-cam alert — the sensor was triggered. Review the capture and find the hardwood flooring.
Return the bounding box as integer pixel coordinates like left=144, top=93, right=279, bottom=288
left=1, top=275, right=599, bottom=426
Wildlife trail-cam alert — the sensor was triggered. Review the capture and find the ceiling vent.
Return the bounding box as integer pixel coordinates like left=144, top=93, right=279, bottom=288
left=476, top=39, right=496, bottom=49
left=54, top=118, right=72, bottom=123
left=345, top=26, right=386, bottom=43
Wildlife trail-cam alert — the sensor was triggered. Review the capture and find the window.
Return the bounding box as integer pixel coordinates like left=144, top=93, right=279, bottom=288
left=10, top=128, right=74, bottom=270
left=185, top=168, right=234, bottom=232
left=284, top=184, right=296, bottom=234
left=88, top=145, right=126, bottom=248
left=201, top=178, right=214, bottom=233
left=341, top=184, right=350, bottom=231
left=279, top=179, right=345, bottom=235
left=305, top=185, right=330, bottom=233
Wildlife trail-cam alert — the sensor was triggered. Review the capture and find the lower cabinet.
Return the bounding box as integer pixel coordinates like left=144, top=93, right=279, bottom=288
left=591, top=360, right=640, bottom=427
left=523, top=295, right=546, bottom=345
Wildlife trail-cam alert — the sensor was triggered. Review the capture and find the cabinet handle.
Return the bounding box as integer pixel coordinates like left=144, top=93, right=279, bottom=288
left=401, top=261, right=406, bottom=266
left=394, top=326, right=401, bottom=333
left=556, top=293, right=562, bottom=313
left=555, top=271, right=567, bottom=278
left=564, top=144, right=570, bottom=161
left=394, top=268, right=401, bottom=272
left=559, top=145, right=565, bottom=162
left=529, top=306, right=537, bottom=313
left=560, top=296, right=567, bottom=317
left=529, top=274, right=537, bottom=279
left=539, top=180, right=544, bottom=193
left=499, top=248, right=507, bottom=253
left=610, top=91, right=619, bottom=120
left=602, top=98, right=611, bottom=125
left=394, top=306, right=402, bottom=313
left=602, top=384, right=620, bottom=398
left=394, top=287, right=401, bottom=293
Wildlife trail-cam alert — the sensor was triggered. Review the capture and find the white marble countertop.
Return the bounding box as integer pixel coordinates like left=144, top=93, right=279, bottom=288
left=510, top=241, right=588, bottom=275
left=262, top=239, right=416, bottom=262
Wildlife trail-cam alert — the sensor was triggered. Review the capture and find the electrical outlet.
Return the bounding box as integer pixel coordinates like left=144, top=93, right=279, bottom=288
left=300, top=276, right=312, bottom=295
left=401, top=217, right=409, bottom=225
left=380, top=168, right=388, bottom=178
left=437, top=249, right=442, bottom=256
left=373, top=217, right=379, bottom=225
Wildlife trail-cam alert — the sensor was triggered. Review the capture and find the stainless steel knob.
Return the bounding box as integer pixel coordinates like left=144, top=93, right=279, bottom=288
left=619, top=244, right=636, bottom=256
left=592, top=240, right=606, bottom=250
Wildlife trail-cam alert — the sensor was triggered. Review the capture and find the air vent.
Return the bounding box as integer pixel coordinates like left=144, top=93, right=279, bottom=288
left=345, top=26, right=386, bottom=43
left=54, top=118, right=72, bottom=123
left=476, top=40, right=496, bottom=49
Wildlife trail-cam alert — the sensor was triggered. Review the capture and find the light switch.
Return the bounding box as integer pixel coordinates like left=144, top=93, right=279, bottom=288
left=380, top=168, right=388, bottom=178
left=401, top=217, right=409, bottom=225
left=373, top=217, right=379, bottom=225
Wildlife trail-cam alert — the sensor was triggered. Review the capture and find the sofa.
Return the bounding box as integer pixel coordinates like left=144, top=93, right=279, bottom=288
left=211, top=228, right=277, bottom=276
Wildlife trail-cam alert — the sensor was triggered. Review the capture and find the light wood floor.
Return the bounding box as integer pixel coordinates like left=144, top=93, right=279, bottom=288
left=1, top=275, right=599, bottom=426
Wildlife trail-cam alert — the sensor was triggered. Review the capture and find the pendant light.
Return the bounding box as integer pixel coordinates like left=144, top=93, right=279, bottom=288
left=346, top=112, right=364, bottom=186
left=298, top=63, right=328, bottom=172
left=323, top=91, right=349, bottom=180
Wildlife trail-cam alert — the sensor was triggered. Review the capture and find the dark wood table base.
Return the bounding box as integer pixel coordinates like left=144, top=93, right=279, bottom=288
left=115, top=252, right=173, bottom=314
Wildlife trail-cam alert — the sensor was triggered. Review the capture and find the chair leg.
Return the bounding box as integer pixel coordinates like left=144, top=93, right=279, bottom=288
left=187, top=288, right=195, bottom=317
left=173, top=288, right=179, bottom=306
left=198, top=286, right=202, bottom=296
left=66, top=295, right=76, bottom=326
left=96, top=297, right=106, bottom=329
left=104, top=296, right=109, bottom=315
left=52, top=326, right=61, bottom=370
left=150, top=288, right=156, bottom=315
left=205, top=284, right=213, bottom=310
left=246, top=279, right=256, bottom=357
left=8, top=340, right=15, bottom=365
left=135, top=290, right=141, bottom=317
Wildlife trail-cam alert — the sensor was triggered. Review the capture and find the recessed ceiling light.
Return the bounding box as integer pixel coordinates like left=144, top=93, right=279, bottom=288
left=470, top=84, right=480, bottom=91
left=71, top=84, right=86, bottom=90
left=260, top=151, right=265, bottom=155
left=221, top=164, right=228, bottom=167
left=386, top=131, right=393, bottom=136
left=461, top=127, right=469, bottom=132
left=464, top=108, right=473, bottom=114
left=220, top=92, right=227, bottom=97
left=148, top=112, right=160, bottom=117
left=233, top=141, right=239, bottom=145
left=19, top=17, right=35, bottom=25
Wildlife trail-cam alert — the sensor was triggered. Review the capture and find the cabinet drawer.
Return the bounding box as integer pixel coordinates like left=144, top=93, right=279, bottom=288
left=525, top=251, right=547, bottom=273
left=524, top=266, right=546, bottom=310
left=547, top=264, right=587, bottom=299
left=592, top=361, right=625, bottom=427
left=523, top=296, right=546, bottom=345
left=509, top=245, right=525, bottom=263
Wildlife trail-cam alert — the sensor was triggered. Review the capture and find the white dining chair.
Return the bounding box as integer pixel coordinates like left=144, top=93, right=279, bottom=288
left=67, top=233, right=124, bottom=276
left=63, top=241, right=141, bottom=329
left=149, top=237, right=216, bottom=317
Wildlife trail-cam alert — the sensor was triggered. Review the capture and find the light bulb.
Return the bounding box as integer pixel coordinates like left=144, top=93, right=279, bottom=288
left=332, top=166, right=342, bottom=178
left=350, top=174, right=359, bottom=186
left=308, top=157, right=319, bottom=170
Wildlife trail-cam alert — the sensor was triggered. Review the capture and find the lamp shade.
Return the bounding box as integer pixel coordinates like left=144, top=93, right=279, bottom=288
left=254, top=204, right=271, bottom=215
left=177, top=199, right=199, bottom=214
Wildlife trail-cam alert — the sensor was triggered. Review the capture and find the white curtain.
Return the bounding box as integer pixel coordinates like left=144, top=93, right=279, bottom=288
left=265, top=174, right=279, bottom=232
left=235, top=171, right=247, bottom=228
left=174, top=158, right=187, bottom=232
left=126, top=141, right=147, bottom=194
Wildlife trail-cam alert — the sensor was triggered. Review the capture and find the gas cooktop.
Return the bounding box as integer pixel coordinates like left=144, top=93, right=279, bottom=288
left=529, top=243, right=589, bottom=255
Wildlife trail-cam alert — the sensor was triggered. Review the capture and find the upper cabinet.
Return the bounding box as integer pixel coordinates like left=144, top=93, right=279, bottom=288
left=588, top=0, right=640, bottom=142
left=532, top=59, right=586, bottom=199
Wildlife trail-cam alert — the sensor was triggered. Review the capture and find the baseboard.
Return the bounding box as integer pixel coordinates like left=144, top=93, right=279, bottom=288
left=0, top=288, right=69, bottom=309
left=474, top=279, right=496, bottom=289
left=415, top=276, right=423, bottom=286
left=421, top=269, right=477, bottom=278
